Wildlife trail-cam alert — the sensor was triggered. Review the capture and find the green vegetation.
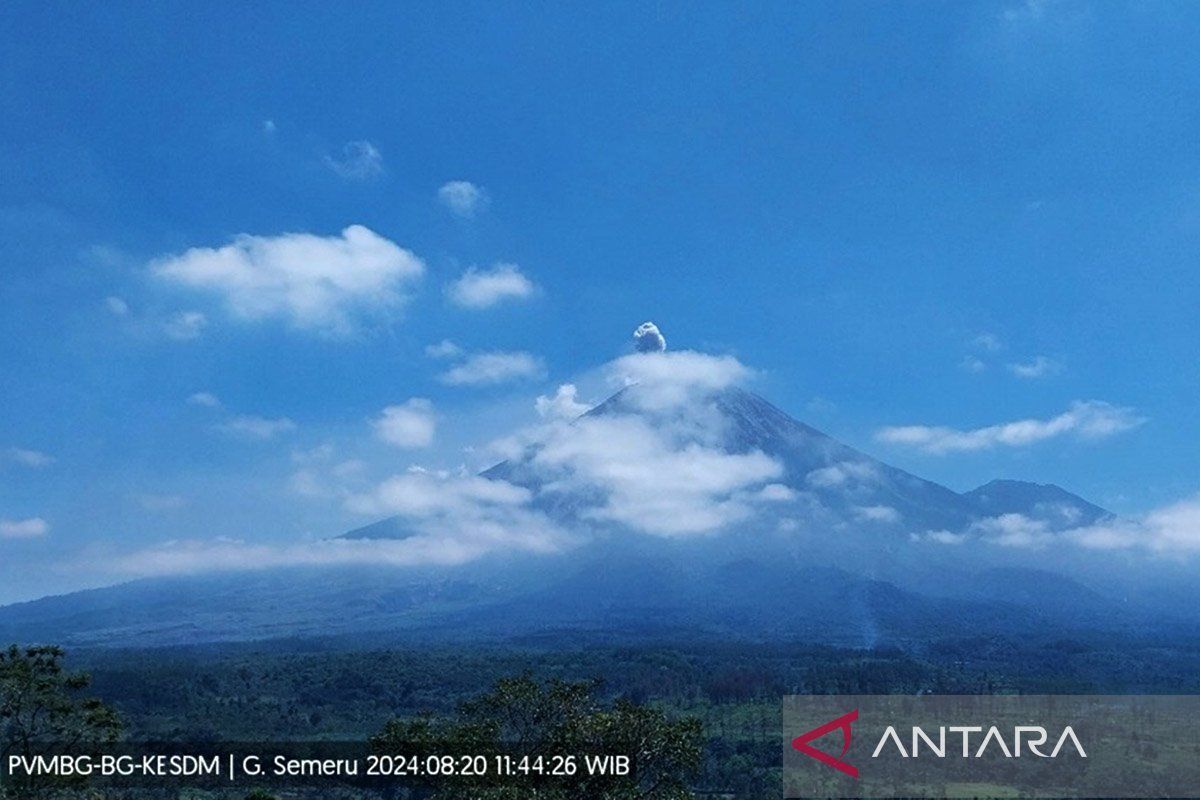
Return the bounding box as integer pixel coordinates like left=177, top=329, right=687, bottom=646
left=373, top=674, right=702, bottom=798
left=3, top=632, right=1198, bottom=798
left=0, top=645, right=123, bottom=798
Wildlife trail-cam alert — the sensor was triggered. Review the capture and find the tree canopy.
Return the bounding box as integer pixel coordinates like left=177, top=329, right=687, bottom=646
left=372, top=674, right=703, bottom=799
left=0, top=645, right=123, bottom=797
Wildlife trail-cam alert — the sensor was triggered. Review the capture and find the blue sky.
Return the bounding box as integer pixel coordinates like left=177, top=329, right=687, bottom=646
left=2, top=1, right=1199, bottom=603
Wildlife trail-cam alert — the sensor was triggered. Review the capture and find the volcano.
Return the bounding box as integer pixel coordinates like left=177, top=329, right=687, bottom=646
left=1, top=385, right=1176, bottom=651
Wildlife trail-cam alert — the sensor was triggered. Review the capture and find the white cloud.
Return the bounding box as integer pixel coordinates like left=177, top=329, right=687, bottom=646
left=345, top=468, right=568, bottom=553
left=104, top=296, right=129, bottom=316
left=109, top=513, right=563, bottom=577
left=437, top=181, right=489, bottom=217
left=972, top=332, right=1005, bottom=352
left=532, top=413, right=783, bottom=536
left=153, top=225, right=424, bottom=334
left=164, top=310, right=207, bottom=340
left=605, top=350, right=751, bottom=410
left=324, top=140, right=383, bottom=179
left=876, top=401, right=1144, bottom=454
left=348, top=469, right=528, bottom=516
left=912, top=530, right=968, bottom=545
left=424, top=339, right=464, bottom=359
left=217, top=415, right=297, bottom=440
left=187, top=392, right=222, bottom=408
left=912, top=515, right=1049, bottom=547
left=439, top=351, right=545, bottom=386
left=263, top=119, right=277, bottom=135
left=1068, top=496, right=1200, bottom=554
left=806, top=461, right=878, bottom=489
left=1007, top=356, right=1061, bottom=379
left=0, top=517, right=48, bottom=539
left=757, top=484, right=797, bottom=502
left=855, top=505, right=901, bottom=524
left=6, top=447, right=54, bottom=468
left=633, top=321, right=666, bottom=353
left=535, top=384, right=590, bottom=421
left=913, top=494, right=1200, bottom=556
left=446, top=264, right=535, bottom=309
left=373, top=399, right=436, bottom=449
left=974, top=513, right=1054, bottom=548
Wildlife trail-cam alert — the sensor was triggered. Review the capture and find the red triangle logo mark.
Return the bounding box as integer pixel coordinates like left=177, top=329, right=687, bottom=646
left=791, top=708, right=859, bottom=778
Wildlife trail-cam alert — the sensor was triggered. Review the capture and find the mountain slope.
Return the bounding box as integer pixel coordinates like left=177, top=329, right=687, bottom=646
left=0, top=386, right=1136, bottom=649
left=962, top=479, right=1112, bottom=527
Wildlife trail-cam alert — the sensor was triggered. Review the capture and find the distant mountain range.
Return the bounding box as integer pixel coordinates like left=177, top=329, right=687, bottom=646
left=2, top=386, right=1189, bottom=651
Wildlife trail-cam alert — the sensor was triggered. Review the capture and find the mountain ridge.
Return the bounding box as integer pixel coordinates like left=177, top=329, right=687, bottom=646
left=0, top=385, right=1140, bottom=650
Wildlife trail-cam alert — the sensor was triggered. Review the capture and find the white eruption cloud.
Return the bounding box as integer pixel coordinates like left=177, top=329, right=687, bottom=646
left=633, top=321, right=666, bottom=352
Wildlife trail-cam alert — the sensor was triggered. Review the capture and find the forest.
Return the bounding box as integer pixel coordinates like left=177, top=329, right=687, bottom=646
left=4, top=629, right=1200, bottom=799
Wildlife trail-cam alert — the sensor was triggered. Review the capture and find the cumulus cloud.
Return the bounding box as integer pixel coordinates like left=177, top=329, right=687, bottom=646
left=217, top=415, right=297, bottom=440
left=913, top=495, right=1200, bottom=556
left=633, top=321, right=666, bottom=353
left=164, top=310, right=207, bottom=340
left=187, top=392, right=222, bottom=408
left=345, top=468, right=568, bottom=553
left=532, top=413, right=783, bottom=536
left=876, top=401, right=1144, bottom=454
left=535, top=384, right=590, bottom=421
left=104, top=296, right=129, bottom=316
left=323, top=140, right=384, bottom=179
left=1068, top=496, right=1200, bottom=554
left=439, top=351, right=546, bottom=386
left=6, top=447, right=54, bottom=468
left=806, top=461, right=878, bottom=489
left=912, top=530, right=968, bottom=545
left=1007, top=356, right=1061, bottom=379
left=855, top=505, right=902, bottom=524
left=437, top=181, right=489, bottom=217
left=424, top=339, right=464, bottom=359
left=913, top=514, right=1051, bottom=547
left=446, top=264, right=535, bottom=309
left=110, top=511, right=563, bottom=577
left=153, top=225, right=424, bottom=334
left=373, top=399, right=436, bottom=449
left=606, top=350, right=751, bottom=410
left=0, top=517, right=48, bottom=539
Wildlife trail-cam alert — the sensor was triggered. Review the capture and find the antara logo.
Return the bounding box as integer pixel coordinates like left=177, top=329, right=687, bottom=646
left=791, top=710, right=1088, bottom=779
left=791, top=709, right=860, bottom=778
